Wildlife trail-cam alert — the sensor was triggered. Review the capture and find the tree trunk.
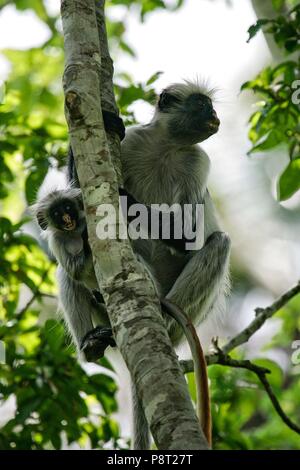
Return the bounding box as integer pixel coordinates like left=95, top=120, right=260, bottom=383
left=60, top=0, right=207, bottom=450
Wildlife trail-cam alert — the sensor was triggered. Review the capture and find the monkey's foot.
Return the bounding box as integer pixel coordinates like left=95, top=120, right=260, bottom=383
left=80, top=326, right=116, bottom=362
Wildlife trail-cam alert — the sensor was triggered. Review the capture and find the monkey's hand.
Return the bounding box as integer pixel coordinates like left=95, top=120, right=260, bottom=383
left=102, top=110, right=125, bottom=141
left=80, top=326, right=116, bottom=362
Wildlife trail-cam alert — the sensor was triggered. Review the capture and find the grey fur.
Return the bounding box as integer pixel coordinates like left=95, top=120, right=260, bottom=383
left=34, top=81, right=231, bottom=450
left=121, top=82, right=230, bottom=341
left=120, top=81, right=230, bottom=448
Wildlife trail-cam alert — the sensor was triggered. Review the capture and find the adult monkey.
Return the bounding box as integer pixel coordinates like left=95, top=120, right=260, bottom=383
left=65, top=80, right=231, bottom=448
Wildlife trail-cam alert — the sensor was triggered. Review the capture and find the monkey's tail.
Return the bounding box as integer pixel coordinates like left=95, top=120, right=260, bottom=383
left=161, top=298, right=212, bottom=448
left=131, top=379, right=151, bottom=450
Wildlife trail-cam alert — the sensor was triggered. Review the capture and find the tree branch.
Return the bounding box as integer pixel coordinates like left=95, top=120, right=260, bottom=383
left=17, top=268, right=51, bottom=318
left=61, top=0, right=206, bottom=450
left=181, top=354, right=300, bottom=435
left=94, top=0, right=122, bottom=182
left=181, top=299, right=300, bottom=436
left=180, top=355, right=270, bottom=377
left=222, top=280, right=300, bottom=355
left=257, top=372, right=300, bottom=434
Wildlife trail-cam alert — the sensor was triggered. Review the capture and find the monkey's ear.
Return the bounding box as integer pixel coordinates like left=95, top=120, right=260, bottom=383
left=36, top=212, right=48, bottom=231
left=158, top=91, right=179, bottom=111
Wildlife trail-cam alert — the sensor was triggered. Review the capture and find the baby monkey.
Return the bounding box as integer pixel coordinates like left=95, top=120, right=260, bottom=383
left=33, top=187, right=116, bottom=361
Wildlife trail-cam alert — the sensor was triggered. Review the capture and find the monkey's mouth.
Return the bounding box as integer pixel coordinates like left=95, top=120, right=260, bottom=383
left=207, top=118, right=220, bottom=132
left=63, top=221, right=76, bottom=231
left=62, top=214, right=77, bottom=231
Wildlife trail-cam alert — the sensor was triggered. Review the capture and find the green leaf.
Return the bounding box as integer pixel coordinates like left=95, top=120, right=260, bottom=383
left=50, top=433, right=62, bottom=450
left=240, top=81, right=252, bottom=91
left=119, top=41, right=136, bottom=58
left=146, top=71, right=163, bottom=86
left=285, top=38, right=299, bottom=53
left=16, top=396, right=43, bottom=423
left=249, top=129, right=284, bottom=154
left=247, top=19, right=270, bottom=43
left=278, top=159, right=300, bottom=201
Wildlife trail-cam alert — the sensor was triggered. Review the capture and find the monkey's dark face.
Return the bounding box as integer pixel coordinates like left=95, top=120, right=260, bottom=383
left=158, top=91, right=220, bottom=145
left=49, top=199, right=79, bottom=231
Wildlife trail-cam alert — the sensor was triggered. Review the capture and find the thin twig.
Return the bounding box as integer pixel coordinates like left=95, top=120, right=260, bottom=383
left=180, top=356, right=270, bottom=375
left=40, top=292, right=56, bottom=300
left=222, top=280, right=300, bottom=354
left=257, top=373, right=300, bottom=434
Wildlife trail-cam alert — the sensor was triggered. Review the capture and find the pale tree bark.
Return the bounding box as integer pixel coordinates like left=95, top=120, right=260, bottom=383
left=94, top=0, right=122, bottom=182
left=60, top=0, right=207, bottom=450
left=250, top=0, right=286, bottom=61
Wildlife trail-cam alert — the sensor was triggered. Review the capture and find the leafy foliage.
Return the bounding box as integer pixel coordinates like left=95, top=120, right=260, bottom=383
left=0, top=0, right=300, bottom=451
left=108, top=0, right=184, bottom=21
left=209, top=358, right=300, bottom=450
left=208, top=293, right=300, bottom=450
left=247, top=5, right=300, bottom=52
left=0, top=319, right=120, bottom=449
left=116, top=71, right=163, bottom=125
left=0, top=194, right=122, bottom=449
left=243, top=4, right=300, bottom=201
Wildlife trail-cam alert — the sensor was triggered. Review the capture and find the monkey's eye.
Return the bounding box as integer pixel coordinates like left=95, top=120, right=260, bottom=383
left=199, top=96, right=209, bottom=107
left=197, top=94, right=211, bottom=109
left=65, top=205, right=71, bottom=211
left=54, top=211, right=59, bottom=217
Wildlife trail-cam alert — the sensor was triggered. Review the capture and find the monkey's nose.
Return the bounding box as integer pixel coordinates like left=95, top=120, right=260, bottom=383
left=211, top=110, right=220, bottom=124
left=62, top=213, right=72, bottom=223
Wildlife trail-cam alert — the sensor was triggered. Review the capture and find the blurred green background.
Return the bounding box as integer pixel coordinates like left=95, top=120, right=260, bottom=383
left=0, top=0, right=299, bottom=450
